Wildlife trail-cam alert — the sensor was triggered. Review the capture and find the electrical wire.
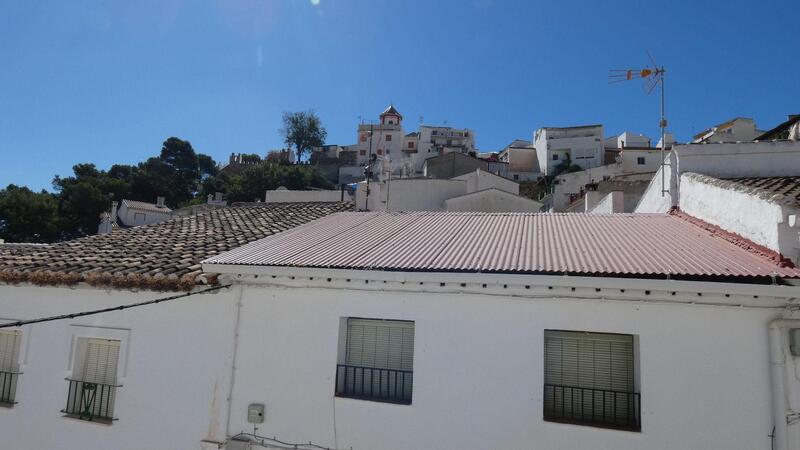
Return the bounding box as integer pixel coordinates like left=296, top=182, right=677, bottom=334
left=0, top=284, right=231, bottom=329
left=230, top=432, right=351, bottom=450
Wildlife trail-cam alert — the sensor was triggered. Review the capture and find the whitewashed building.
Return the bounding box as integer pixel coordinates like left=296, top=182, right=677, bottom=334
left=692, top=117, right=763, bottom=143
left=203, top=211, right=800, bottom=450
left=534, top=124, right=604, bottom=175
left=0, top=202, right=352, bottom=450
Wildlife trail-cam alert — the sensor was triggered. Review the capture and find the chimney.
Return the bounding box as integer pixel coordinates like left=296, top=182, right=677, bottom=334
left=214, top=192, right=223, bottom=202
left=207, top=194, right=213, bottom=204
left=111, top=201, right=118, bottom=221
left=156, top=197, right=165, bottom=208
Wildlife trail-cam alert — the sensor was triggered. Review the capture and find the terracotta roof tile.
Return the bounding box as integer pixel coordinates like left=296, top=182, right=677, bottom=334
left=0, top=202, right=352, bottom=291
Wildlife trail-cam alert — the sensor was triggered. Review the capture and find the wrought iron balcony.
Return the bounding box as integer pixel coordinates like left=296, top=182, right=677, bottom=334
left=0, top=370, right=20, bottom=406
left=543, top=383, right=640, bottom=431
left=62, top=379, right=121, bottom=423
left=335, top=364, right=412, bottom=404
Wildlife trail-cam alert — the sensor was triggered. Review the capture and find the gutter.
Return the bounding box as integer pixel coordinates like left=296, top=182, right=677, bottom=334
left=769, top=319, right=800, bottom=450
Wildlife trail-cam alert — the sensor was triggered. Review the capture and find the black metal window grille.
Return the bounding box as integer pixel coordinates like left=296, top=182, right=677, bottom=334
left=0, top=371, right=20, bottom=406
left=543, top=330, right=640, bottom=431
left=62, top=379, right=120, bottom=423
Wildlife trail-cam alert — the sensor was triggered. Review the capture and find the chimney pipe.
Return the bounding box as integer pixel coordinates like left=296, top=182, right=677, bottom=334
left=156, top=197, right=165, bottom=208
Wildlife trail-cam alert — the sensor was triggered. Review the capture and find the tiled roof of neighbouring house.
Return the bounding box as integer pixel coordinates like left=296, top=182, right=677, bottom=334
left=204, top=211, right=800, bottom=282
left=722, top=176, right=800, bottom=209
left=0, top=202, right=353, bottom=291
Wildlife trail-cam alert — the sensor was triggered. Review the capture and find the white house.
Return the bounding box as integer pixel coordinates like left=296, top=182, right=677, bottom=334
left=203, top=211, right=800, bottom=450
left=534, top=124, right=604, bottom=175
left=116, top=198, right=172, bottom=227
left=692, top=117, right=763, bottom=143
left=498, top=139, right=542, bottom=181
left=318, top=106, right=477, bottom=178
left=354, top=169, right=542, bottom=212
left=0, top=202, right=352, bottom=450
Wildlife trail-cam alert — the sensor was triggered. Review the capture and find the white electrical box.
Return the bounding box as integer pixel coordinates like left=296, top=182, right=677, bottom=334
left=247, top=403, right=265, bottom=424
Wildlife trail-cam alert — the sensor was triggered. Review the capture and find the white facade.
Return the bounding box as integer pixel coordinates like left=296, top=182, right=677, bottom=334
left=0, top=284, right=237, bottom=450
left=534, top=125, right=604, bottom=175
left=200, top=267, right=800, bottom=450
left=117, top=198, right=172, bottom=227
left=443, top=188, right=543, bottom=212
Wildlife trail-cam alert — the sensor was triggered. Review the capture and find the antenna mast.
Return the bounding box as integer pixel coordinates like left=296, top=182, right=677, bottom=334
left=609, top=53, right=668, bottom=196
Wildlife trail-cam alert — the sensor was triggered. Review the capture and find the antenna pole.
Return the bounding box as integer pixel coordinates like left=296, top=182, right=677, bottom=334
left=659, top=68, right=667, bottom=197
left=364, top=123, right=374, bottom=211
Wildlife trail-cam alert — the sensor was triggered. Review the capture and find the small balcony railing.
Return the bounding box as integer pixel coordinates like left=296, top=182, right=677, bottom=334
left=62, top=379, right=121, bottom=423
left=0, top=370, right=20, bottom=406
left=543, top=383, right=640, bottom=431
left=335, top=364, right=412, bottom=404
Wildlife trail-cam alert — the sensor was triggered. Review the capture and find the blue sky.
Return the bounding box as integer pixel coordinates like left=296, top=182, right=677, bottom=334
left=1, top=0, right=798, bottom=191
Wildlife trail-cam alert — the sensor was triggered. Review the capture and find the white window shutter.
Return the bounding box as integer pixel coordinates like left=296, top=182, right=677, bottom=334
left=83, top=338, right=120, bottom=385
left=0, top=331, right=21, bottom=373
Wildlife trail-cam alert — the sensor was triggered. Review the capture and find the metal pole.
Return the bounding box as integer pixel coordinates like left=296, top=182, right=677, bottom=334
left=660, top=68, right=667, bottom=197
left=364, top=123, right=374, bottom=211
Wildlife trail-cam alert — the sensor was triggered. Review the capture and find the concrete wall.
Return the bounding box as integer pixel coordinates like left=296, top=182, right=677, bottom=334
left=634, top=152, right=676, bottom=213
left=0, top=284, right=237, bottom=450
left=226, top=277, right=781, bottom=450
left=265, top=189, right=350, bottom=203
left=443, top=189, right=543, bottom=212
left=588, top=191, right=624, bottom=214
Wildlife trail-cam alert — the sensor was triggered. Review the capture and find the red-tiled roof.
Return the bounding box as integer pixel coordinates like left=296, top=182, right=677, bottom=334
left=204, top=211, right=800, bottom=281
left=0, top=202, right=353, bottom=291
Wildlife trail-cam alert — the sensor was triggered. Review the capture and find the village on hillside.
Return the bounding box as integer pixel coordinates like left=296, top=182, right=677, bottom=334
left=0, top=101, right=799, bottom=450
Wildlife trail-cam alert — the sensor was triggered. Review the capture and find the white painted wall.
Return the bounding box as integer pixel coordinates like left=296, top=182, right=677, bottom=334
left=620, top=149, right=662, bottom=173
left=0, top=284, right=237, bottom=450
left=355, top=179, right=467, bottom=212
left=680, top=173, right=800, bottom=263
left=452, top=169, right=519, bottom=195
left=224, top=275, right=783, bottom=450
left=265, top=189, right=350, bottom=203
left=443, top=189, right=543, bottom=212
left=117, top=203, right=171, bottom=227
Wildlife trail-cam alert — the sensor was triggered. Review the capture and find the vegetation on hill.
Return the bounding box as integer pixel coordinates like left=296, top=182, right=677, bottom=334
left=0, top=135, right=333, bottom=243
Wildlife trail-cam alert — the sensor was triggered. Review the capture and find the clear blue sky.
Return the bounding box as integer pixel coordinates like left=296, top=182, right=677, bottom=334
left=1, top=0, right=798, bottom=191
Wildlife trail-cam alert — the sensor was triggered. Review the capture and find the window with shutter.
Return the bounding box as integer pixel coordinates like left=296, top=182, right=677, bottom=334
left=336, top=318, right=414, bottom=404
left=543, top=330, right=640, bottom=431
left=64, top=338, right=121, bottom=423
left=0, top=330, right=22, bottom=406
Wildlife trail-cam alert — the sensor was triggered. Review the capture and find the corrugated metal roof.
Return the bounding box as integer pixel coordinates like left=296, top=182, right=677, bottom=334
left=204, top=212, right=800, bottom=279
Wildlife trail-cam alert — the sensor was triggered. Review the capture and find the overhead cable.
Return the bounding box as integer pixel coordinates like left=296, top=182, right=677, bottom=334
left=0, top=284, right=231, bottom=329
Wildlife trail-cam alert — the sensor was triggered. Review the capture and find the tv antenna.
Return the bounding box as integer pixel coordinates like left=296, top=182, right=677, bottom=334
left=609, top=52, right=668, bottom=196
